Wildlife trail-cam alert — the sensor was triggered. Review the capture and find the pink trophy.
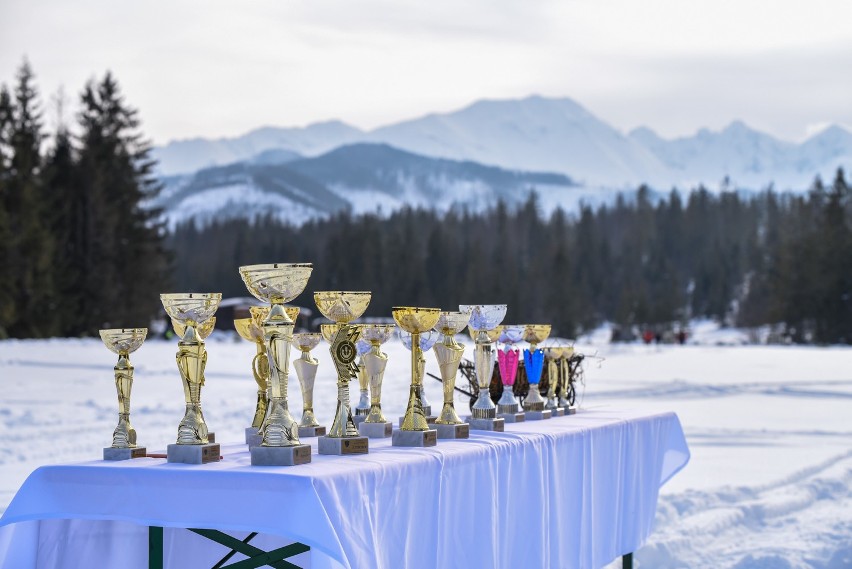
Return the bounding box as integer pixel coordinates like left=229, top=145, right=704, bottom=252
left=496, top=325, right=525, bottom=423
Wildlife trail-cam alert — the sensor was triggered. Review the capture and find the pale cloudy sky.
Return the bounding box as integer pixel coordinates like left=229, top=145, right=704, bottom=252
left=2, top=0, right=851, bottom=145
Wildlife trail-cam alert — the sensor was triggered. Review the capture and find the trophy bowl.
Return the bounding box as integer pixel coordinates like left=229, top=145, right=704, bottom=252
left=361, top=324, right=396, bottom=345
left=292, top=332, right=322, bottom=352
left=314, top=291, right=372, bottom=323
left=234, top=318, right=263, bottom=343
left=239, top=263, right=313, bottom=305
left=392, top=307, right=441, bottom=334
left=100, top=328, right=147, bottom=355
left=161, top=293, right=222, bottom=326
left=172, top=317, right=216, bottom=340
left=434, top=311, right=471, bottom=336
left=467, top=325, right=504, bottom=343
left=460, top=304, right=507, bottom=332
left=320, top=323, right=340, bottom=343
left=523, top=324, right=552, bottom=345
left=400, top=329, right=439, bottom=351
left=499, top=325, right=526, bottom=345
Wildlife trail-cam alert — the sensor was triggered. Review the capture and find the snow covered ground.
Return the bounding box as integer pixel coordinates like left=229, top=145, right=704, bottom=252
left=0, top=330, right=850, bottom=568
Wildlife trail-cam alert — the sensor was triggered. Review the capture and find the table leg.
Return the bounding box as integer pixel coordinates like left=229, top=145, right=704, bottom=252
left=149, top=526, right=164, bottom=569
left=623, top=552, right=633, bottom=569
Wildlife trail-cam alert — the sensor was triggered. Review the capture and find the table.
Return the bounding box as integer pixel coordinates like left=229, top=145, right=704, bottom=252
left=0, top=408, right=689, bottom=569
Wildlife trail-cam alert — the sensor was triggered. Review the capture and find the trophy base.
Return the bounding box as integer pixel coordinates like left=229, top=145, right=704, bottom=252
left=245, top=427, right=261, bottom=446
left=103, top=447, right=147, bottom=461
left=398, top=415, right=437, bottom=426
left=498, top=412, right=526, bottom=423
left=392, top=429, right=437, bottom=447
left=167, top=443, right=221, bottom=464
left=353, top=415, right=368, bottom=428
left=251, top=444, right=312, bottom=466
left=435, top=423, right=469, bottom=439
left=565, top=407, right=577, bottom=415
left=298, top=425, right=327, bottom=438
left=318, top=436, right=369, bottom=455
left=525, top=410, right=553, bottom=421
left=360, top=421, right=393, bottom=438
left=465, top=417, right=505, bottom=432
left=553, top=408, right=566, bottom=417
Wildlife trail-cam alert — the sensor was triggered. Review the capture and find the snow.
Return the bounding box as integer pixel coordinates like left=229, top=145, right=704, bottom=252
left=1, top=332, right=851, bottom=568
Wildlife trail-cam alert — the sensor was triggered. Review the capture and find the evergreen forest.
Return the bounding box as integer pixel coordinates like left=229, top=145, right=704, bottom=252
left=1, top=62, right=850, bottom=343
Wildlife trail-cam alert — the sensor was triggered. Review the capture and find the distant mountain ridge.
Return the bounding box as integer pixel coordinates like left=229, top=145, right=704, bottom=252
left=152, top=95, right=852, bottom=191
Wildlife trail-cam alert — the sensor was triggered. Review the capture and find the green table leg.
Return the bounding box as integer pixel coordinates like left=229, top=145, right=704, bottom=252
left=149, top=526, right=163, bottom=569
left=623, top=552, right=634, bottom=569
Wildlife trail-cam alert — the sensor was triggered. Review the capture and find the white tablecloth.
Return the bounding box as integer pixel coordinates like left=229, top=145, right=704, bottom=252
left=0, top=408, right=689, bottom=569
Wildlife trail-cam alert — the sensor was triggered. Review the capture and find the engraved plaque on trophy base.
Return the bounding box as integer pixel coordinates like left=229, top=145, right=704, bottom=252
left=466, top=417, right=505, bottom=432
left=353, top=415, right=367, bottom=428
left=553, top=408, right=566, bottom=417
left=498, top=412, right=526, bottom=423
left=435, top=423, right=469, bottom=439
left=565, top=407, right=577, bottom=415
left=298, top=425, right=327, bottom=438
left=398, top=415, right=437, bottom=426
left=318, top=436, right=369, bottom=455
left=251, top=444, right=312, bottom=466
left=392, top=429, right=437, bottom=447
left=167, top=443, right=221, bottom=464
left=207, top=432, right=216, bottom=443
left=526, top=410, right=553, bottom=421
left=360, top=421, right=393, bottom=438
left=103, top=447, right=147, bottom=461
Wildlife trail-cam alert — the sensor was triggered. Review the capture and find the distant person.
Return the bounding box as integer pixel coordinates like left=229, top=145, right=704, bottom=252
left=642, top=329, right=654, bottom=344
left=677, top=330, right=687, bottom=345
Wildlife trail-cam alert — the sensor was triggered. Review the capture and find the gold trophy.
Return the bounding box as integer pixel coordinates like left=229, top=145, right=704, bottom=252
left=100, top=328, right=148, bottom=460
left=461, top=304, right=507, bottom=432
left=558, top=346, right=577, bottom=414
left=171, top=315, right=218, bottom=443
left=240, top=263, right=313, bottom=466
left=544, top=347, right=566, bottom=417
left=234, top=308, right=267, bottom=446
left=353, top=336, right=372, bottom=428
left=161, top=293, right=222, bottom=464
left=432, top=310, right=471, bottom=439
left=522, top=324, right=552, bottom=420
left=392, top=307, right=441, bottom=447
left=359, top=324, right=396, bottom=438
left=291, top=332, right=326, bottom=437
left=314, top=291, right=371, bottom=455
left=398, top=329, right=439, bottom=426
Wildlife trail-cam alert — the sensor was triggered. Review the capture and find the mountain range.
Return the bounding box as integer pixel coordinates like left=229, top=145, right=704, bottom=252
left=152, top=95, right=852, bottom=226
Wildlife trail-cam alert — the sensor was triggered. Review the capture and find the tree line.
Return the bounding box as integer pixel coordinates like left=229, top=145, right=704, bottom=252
left=1, top=61, right=849, bottom=343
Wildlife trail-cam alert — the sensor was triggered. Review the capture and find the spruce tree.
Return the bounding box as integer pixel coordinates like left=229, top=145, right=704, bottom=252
left=0, top=86, right=13, bottom=337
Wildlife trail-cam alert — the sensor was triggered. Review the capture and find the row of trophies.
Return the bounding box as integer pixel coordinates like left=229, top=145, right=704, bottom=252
left=99, top=263, right=578, bottom=467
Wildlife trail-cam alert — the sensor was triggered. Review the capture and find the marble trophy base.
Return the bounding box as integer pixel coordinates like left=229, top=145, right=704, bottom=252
left=392, top=429, right=437, bottom=447
left=360, top=421, right=393, bottom=438
left=564, top=407, right=577, bottom=415
left=318, top=436, right=369, bottom=455
left=353, top=414, right=368, bottom=428
left=525, top=409, right=553, bottom=420
left=167, top=443, right=221, bottom=464
left=434, top=423, right=469, bottom=439
left=398, top=416, right=436, bottom=426
left=465, top=416, right=505, bottom=432
left=498, top=412, right=526, bottom=423
left=298, top=425, right=327, bottom=437
left=103, top=447, right=146, bottom=461
left=245, top=427, right=262, bottom=447
left=251, top=444, right=312, bottom=466
left=553, top=408, right=566, bottom=417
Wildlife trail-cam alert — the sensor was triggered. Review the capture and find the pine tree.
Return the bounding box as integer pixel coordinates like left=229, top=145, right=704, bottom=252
left=0, top=86, right=14, bottom=337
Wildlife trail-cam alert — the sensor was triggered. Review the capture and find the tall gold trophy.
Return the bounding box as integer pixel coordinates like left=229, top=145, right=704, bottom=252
left=291, top=332, right=326, bottom=437
left=558, top=346, right=577, bottom=414
left=171, top=315, right=218, bottom=443
left=359, top=324, right=396, bottom=438
left=461, top=304, right=507, bottom=432
left=544, top=347, right=566, bottom=417
left=397, top=329, right=438, bottom=426
left=432, top=310, right=471, bottom=439
left=100, top=328, right=148, bottom=460
left=234, top=307, right=267, bottom=446
left=161, top=293, right=222, bottom=464
left=392, top=307, right=441, bottom=447
left=240, top=263, right=313, bottom=466
left=315, top=291, right=371, bottom=455
left=522, top=324, right=552, bottom=420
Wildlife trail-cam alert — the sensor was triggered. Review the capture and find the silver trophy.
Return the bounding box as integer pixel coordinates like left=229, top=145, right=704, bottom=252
left=292, top=333, right=326, bottom=437
left=398, top=329, right=439, bottom=426
left=460, top=304, right=507, bottom=432
left=432, top=310, right=471, bottom=439
left=359, top=324, right=396, bottom=438
left=353, top=336, right=372, bottom=427
left=496, top=325, right=526, bottom=423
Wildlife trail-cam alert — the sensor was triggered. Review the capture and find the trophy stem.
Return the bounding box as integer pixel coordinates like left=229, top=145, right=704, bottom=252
left=260, top=303, right=300, bottom=446
left=364, top=344, right=388, bottom=423
left=294, top=350, right=320, bottom=428
left=111, top=353, right=137, bottom=448
left=545, top=356, right=559, bottom=410
left=471, top=332, right=497, bottom=419
left=250, top=343, right=269, bottom=429
left=401, top=332, right=429, bottom=430
left=434, top=337, right=464, bottom=425
left=176, top=326, right=210, bottom=444
left=328, top=322, right=361, bottom=438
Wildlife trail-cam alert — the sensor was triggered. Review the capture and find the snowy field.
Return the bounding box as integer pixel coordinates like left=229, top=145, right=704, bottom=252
left=0, top=329, right=850, bottom=569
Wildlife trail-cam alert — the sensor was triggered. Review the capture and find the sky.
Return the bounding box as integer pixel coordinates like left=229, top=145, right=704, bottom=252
left=2, top=0, right=851, bottom=145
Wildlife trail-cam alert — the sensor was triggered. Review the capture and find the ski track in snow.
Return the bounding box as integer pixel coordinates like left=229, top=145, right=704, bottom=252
left=1, top=335, right=851, bottom=568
